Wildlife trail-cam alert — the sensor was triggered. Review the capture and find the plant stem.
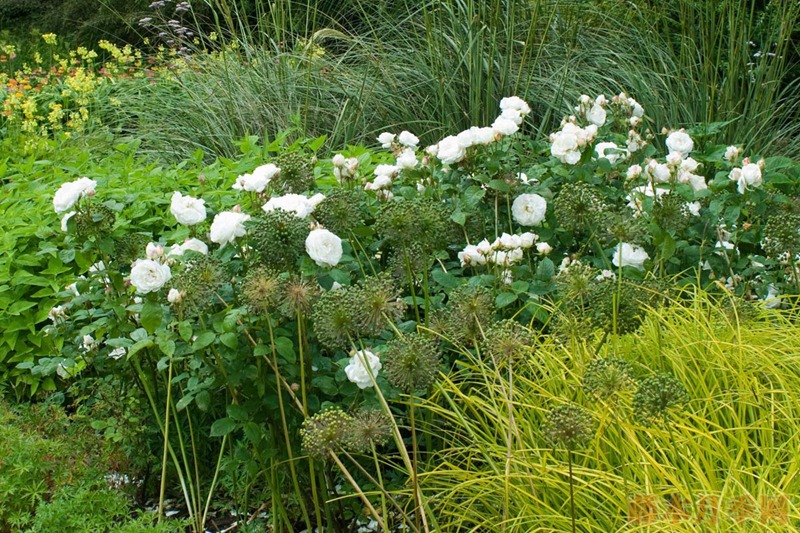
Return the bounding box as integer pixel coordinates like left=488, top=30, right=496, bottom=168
left=157, top=358, right=173, bottom=523
left=568, top=450, right=576, bottom=533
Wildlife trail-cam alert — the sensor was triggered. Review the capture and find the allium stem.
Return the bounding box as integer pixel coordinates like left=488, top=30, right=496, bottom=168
left=328, top=451, right=386, bottom=531
left=157, top=358, right=173, bottom=523
left=568, top=450, right=576, bottom=533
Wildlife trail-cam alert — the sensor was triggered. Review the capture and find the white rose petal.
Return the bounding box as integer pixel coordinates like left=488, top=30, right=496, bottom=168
left=612, top=243, right=649, bottom=271
left=305, top=228, right=343, bottom=268
left=437, top=136, right=467, bottom=166
left=665, top=131, right=694, bottom=158
left=209, top=211, right=250, bottom=245
left=397, top=131, right=419, bottom=148
left=511, top=193, right=547, bottom=226
left=130, top=259, right=172, bottom=294
left=345, top=350, right=381, bottom=389
left=170, top=192, right=207, bottom=226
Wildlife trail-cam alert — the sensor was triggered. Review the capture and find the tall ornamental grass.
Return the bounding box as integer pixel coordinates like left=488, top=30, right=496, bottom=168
left=98, top=0, right=799, bottom=160
left=418, top=289, right=800, bottom=531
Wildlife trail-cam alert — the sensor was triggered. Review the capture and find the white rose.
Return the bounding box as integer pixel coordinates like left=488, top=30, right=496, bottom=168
left=724, top=145, right=740, bottom=163
left=519, top=232, right=537, bottom=248
left=626, top=165, right=643, bottom=180
left=332, top=154, right=346, bottom=166
left=665, top=130, right=694, bottom=158
left=647, top=161, right=672, bottom=183
left=397, top=131, right=419, bottom=148
left=679, top=171, right=707, bottom=192
left=377, top=132, right=395, bottom=148
left=395, top=149, right=418, bottom=169
left=53, top=178, right=96, bottom=214
left=233, top=163, right=280, bottom=193
left=167, top=288, right=183, bottom=304
left=263, top=193, right=318, bottom=218
left=499, top=96, right=531, bottom=115
left=345, top=349, right=381, bottom=389
left=181, top=238, right=209, bottom=255
left=500, top=108, right=523, bottom=125
left=425, top=144, right=439, bottom=157
left=469, top=126, right=498, bottom=145
left=374, top=164, right=399, bottom=178
left=170, top=192, right=207, bottom=226
left=61, top=211, right=76, bottom=231
left=612, top=243, right=649, bottom=271
left=209, top=211, right=250, bottom=245
left=130, top=259, right=172, bottom=294
left=371, top=175, right=393, bottom=189
left=437, top=136, right=467, bottom=166
left=53, top=182, right=81, bottom=213
left=681, top=157, right=700, bottom=173
left=595, top=142, right=625, bottom=164
left=305, top=228, right=343, bottom=267
left=512, top=193, right=547, bottom=226
left=586, top=104, right=606, bottom=126
left=536, top=242, right=553, bottom=255
left=550, top=132, right=580, bottom=164
left=737, top=163, right=762, bottom=194
left=146, top=242, right=164, bottom=260
left=666, top=152, right=683, bottom=167
left=492, top=116, right=519, bottom=136
left=109, top=347, right=126, bottom=360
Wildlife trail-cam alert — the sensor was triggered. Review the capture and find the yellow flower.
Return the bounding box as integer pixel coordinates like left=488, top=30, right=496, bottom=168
left=42, top=33, right=58, bottom=46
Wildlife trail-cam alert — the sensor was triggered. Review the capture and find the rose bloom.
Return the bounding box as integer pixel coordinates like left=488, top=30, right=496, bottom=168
left=262, top=193, right=323, bottom=218
left=377, top=132, right=396, bottom=148
left=492, top=116, right=520, bottom=136
left=395, top=149, right=418, bottom=169
left=232, top=163, right=280, bottom=193
left=398, top=130, right=419, bottom=148
left=345, top=350, right=382, bottom=389
left=511, top=193, right=547, bottom=226
left=612, top=243, right=650, bottom=271
left=209, top=211, right=250, bottom=245
left=665, top=130, right=694, bottom=158
left=499, top=96, right=531, bottom=115
left=53, top=177, right=97, bottom=213
left=550, top=131, right=581, bottom=164
left=595, top=142, right=625, bottom=164
left=437, top=135, right=467, bottom=166
left=585, top=104, right=606, bottom=127
left=305, top=228, right=343, bottom=267
left=724, top=145, right=740, bottom=163
left=130, top=259, right=172, bottom=294
left=170, top=191, right=207, bottom=225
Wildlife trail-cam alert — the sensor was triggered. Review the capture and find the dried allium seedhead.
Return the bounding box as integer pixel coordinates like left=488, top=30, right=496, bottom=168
left=345, top=409, right=393, bottom=451
left=553, top=182, right=607, bottom=234
left=273, top=151, right=314, bottom=193
left=583, top=358, right=636, bottom=401
left=313, top=188, right=366, bottom=235
left=383, top=333, right=441, bottom=393
left=114, top=233, right=153, bottom=266
left=481, top=319, right=534, bottom=365
left=542, top=404, right=595, bottom=451
left=241, top=267, right=281, bottom=312
left=650, top=192, right=689, bottom=235
left=375, top=196, right=451, bottom=253
left=311, top=288, right=360, bottom=350
left=632, top=374, right=688, bottom=426
left=172, top=255, right=225, bottom=313
left=432, top=284, right=496, bottom=346
left=279, top=276, right=319, bottom=318
left=300, top=408, right=353, bottom=459
left=762, top=213, right=800, bottom=259
left=353, top=274, right=405, bottom=336
left=75, top=203, right=116, bottom=237
left=248, top=210, right=310, bottom=270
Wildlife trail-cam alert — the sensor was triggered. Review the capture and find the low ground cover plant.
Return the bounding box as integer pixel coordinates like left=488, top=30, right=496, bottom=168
left=28, top=91, right=800, bottom=530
